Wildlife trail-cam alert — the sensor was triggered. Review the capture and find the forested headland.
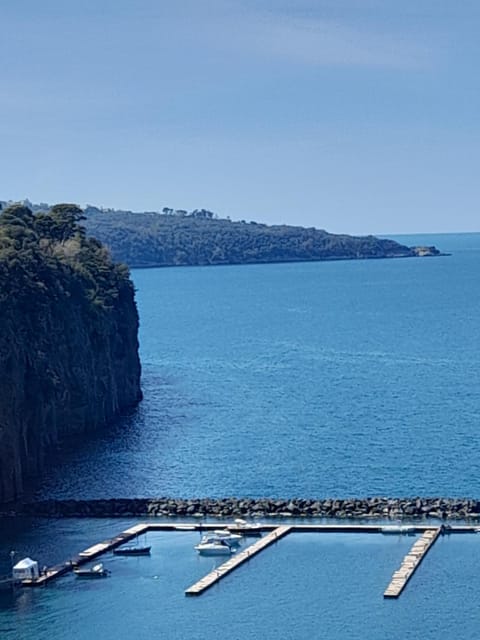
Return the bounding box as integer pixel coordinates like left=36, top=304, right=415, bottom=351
left=0, top=203, right=142, bottom=503
left=82, top=206, right=441, bottom=268
left=1, top=201, right=441, bottom=268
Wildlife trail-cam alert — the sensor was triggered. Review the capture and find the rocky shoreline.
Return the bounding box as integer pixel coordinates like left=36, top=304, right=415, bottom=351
left=8, top=497, right=480, bottom=520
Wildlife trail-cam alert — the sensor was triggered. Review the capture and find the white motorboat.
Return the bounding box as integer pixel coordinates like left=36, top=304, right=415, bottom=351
left=74, top=562, right=110, bottom=578
left=194, top=540, right=235, bottom=556
left=211, top=530, right=243, bottom=545
left=198, top=532, right=241, bottom=548
left=381, top=525, right=415, bottom=535
left=227, top=519, right=263, bottom=537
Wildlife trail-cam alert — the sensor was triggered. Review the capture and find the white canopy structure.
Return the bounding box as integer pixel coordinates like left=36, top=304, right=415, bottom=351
left=12, top=557, right=39, bottom=581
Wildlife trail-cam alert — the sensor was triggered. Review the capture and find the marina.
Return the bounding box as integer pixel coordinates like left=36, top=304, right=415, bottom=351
left=5, top=521, right=478, bottom=597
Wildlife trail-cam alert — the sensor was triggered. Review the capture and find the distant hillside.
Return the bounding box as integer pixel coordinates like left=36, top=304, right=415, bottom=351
left=0, top=200, right=441, bottom=268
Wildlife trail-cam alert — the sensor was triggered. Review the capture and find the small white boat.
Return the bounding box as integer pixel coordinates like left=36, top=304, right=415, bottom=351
left=211, top=530, right=243, bottom=545
left=74, top=562, right=110, bottom=578
left=198, top=533, right=241, bottom=548
left=227, top=519, right=263, bottom=537
left=194, top=540, right=235, bottom=556
left=381, top=525, right=415, bottom=535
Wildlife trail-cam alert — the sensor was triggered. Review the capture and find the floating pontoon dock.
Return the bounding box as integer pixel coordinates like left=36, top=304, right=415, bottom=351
left=185, top=525, right=291, bottom=595
left=15, top=521, right=475, bottom=596
left=383, top=527, right=442, bottom=598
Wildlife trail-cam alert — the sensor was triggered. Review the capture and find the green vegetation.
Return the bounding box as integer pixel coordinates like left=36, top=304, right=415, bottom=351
left=0, top=203, right=132, bottom=310
left=0, top=202, right=142, bottom=503
left=0, top=200, right=441, bottom=269
left=81, top=206, right=438, bottom=268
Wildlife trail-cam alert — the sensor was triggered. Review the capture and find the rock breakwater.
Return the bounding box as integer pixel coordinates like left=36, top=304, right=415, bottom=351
left=14, top=497, right=480, bottom=520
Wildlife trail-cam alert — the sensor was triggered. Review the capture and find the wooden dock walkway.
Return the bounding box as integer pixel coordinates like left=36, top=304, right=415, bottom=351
left=185, top=525, right=292, bottom=596
left=383, top=527, right=441, bottom=598
left=21, top=523, right=149, bottom=586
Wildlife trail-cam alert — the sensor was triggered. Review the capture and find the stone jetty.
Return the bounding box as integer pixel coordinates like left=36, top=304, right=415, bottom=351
left=9, top=497, right=480, bottom=520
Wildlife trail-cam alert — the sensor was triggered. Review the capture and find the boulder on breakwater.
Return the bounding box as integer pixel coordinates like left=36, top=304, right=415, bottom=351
left=12, top=497, right=480, bottom=520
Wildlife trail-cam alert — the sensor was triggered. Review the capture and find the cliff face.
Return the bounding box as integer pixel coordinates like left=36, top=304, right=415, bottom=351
left=0, top=204, right=142, bottom=503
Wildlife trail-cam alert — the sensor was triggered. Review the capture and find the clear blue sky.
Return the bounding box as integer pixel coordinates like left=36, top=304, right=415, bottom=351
left=1, top=0, right=479, bottom=234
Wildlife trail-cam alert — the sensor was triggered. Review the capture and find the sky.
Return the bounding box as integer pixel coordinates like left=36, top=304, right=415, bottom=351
left=1, top=0, right=479, bottom=234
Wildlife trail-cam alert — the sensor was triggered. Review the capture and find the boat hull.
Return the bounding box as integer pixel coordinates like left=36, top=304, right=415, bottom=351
left=74, top=562, right=110, bottom=578
left=113, top=546, right=151, bottom=556
left=228, top=520, right=263, bottom=537
left=199, top=535, right=241, bottom=548
left=381, top=526, right=415, bottom=535
left=227, top=528, right=262, bottom=537
left=194, top=544, right=233, bottom=556
left=74, top=570, right=109, bottom=578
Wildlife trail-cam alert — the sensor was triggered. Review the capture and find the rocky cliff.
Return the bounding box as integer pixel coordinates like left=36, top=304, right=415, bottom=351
left=0, top=204, right=142, bottom=503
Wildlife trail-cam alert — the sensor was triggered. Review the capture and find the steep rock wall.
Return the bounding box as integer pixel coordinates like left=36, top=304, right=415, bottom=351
left=0, top=280, right=141, bottom=503
left=0, top=204, right=142, bottom=503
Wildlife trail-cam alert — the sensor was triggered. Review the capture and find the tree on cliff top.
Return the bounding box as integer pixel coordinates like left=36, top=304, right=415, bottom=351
left=35, top=204, right=85, bottom=244
left=0, top=203, right=132, bottom=310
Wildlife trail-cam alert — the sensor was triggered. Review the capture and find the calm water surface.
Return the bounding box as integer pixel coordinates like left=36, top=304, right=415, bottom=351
left=1, top=232, right=480, bottom=639
left=35, top=232, right=480, bottom=498
left=1, top=518, right=480, bottom=640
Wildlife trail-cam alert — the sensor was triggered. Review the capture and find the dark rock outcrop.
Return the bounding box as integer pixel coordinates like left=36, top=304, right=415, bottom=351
left=0, top=204, right=142, bottom=503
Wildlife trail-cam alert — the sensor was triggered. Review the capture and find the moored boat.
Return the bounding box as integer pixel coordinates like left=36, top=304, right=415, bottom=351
left=113, top=546, right=151, bottom=556
left=211, top=529, right=243, bottom=545
left=198, top=533, right=240, bottom=548
left=74, top=562, right=110, bottom=578
left=381, top=525, right=415, bottom=535
left=194, top=540, right=235, bottom=556
left=227, top=518, right=263, bottom=537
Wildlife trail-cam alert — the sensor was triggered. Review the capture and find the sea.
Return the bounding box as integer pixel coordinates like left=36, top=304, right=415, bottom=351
left=1, top=232, right=480, bottom=639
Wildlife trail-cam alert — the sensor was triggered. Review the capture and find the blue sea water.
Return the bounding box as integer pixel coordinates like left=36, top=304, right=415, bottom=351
left=1, top=232, right=480, bottom=639
left=2, top=518, right=480, bottom=640
left=35, top=232, right=480, bottom=499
